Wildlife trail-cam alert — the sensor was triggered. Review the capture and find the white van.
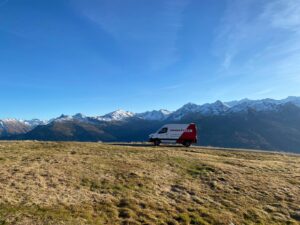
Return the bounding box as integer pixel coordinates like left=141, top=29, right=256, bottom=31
left=149, top=123, right=197, bottom=147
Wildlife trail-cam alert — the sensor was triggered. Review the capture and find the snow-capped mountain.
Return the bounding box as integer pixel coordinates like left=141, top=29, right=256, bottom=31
left=167, top=97, right=300, bottom=120
left=47, top=109, right=172, bottom=123
left=49, top=113, right=92, bottom=124
left=225, top=97, right=300, bottom=113
left=24, top=119, right=47, bottom=127
left=167, top=103, right=202, bottom=120
left=168, top=101, right=230, bottom=120
left=1, top=96, right=300, bottom=127
left=0, top=118, right=20, bottom=125
left=227, top=99, right=279, bottom=113
left=96, top=110, right=135, bottom=121
left=0, top=118, right=45, bottom=129
left=199, top=100, right=230, bottom=115
left=279, top=96, right=300, bottom=107
left=46, top=111, right=133, bottom=124
left=225, top=98, right=251, bottom=107
left=0, top=118, right=44, bottom=137
left=136, top=109, right=172, bottom=121
left=2, top=96, right=300, bottom=153
left=49, top=114, right=72, bottom=123
left=71, top=113, right=94, bottom=123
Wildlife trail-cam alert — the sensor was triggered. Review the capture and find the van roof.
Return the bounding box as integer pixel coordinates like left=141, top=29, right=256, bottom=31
left=163, top=123, right=194, bottom=126
left=165, top=124, right=188, bottom=125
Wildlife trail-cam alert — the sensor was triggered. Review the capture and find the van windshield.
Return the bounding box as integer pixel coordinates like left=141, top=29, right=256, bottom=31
left=158, top=127, right=168, bottom=134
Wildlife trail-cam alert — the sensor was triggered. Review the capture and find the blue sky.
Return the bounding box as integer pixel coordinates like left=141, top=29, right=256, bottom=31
left=1, top=0, right=300, bottom=119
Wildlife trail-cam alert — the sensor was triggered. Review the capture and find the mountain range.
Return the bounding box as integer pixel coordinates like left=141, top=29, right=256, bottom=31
left=1, top=96, right=300, bottom=153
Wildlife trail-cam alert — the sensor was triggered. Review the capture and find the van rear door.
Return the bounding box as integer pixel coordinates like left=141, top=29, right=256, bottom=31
left=176, top=123, right=197, bottom=144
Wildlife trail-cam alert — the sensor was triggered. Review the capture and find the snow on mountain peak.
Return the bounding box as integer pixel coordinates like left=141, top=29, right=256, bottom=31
left=24, top=119, right=46, bottom=127
left=136, top=109, right=172, bottom=121
left=225, top=98, right=250, bottom=107
left=48, top=114, right=72, bottom=123
left=0, top=119, right=21, bottom=129
left=0, top=118, right=45, bottom=134
left=73, top=113, right=85, bottom=118
left=281, top=96, right=300, bottom=106
left=72, top=113, right=89, bottom=121
left=199, top=101, right=230, bottom=115
left=2, top=118, right=19, bottom=123
left=228, top=99, right=279, bottom=113
left=168, top=101, right=230, bottom=120
left=1, top=97, right=300, bottom=125
left=168, top=103, right=201, bottom=120
left=182, top=102, right=200, bottom=111
left=96, top=109, right=135, bottom=121
left=48, top=113, right=91, bottom=124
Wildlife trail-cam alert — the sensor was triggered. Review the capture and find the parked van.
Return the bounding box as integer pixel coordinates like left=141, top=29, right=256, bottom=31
left=149, top=123, right=197, bottom=147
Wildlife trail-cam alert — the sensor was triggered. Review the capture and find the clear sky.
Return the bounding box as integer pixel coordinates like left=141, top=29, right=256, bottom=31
left=1, top=0, right=300, bottom=119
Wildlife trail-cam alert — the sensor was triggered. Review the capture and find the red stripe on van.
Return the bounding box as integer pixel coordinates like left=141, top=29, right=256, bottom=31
left=176, top=123, right=197, bottom=144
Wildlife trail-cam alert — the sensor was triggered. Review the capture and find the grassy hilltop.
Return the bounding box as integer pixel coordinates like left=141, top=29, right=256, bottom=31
left=0, top=142, right=299, bottom=225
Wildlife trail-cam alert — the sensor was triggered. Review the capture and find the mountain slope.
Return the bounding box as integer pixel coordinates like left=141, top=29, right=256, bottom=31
left=18, top=120, right=115, bottom=142
left=136, top=109, right=172, bottom=120
left=15, top=118, right=163, bottom=143
left=181, top=103, right=300, bottom=152
left=0, top=119, right=31, bottom=137
left=96, top=110, right=135, bottom=121
left=2, top=96, right=300, bottom=153
left=7, top=103, right=300, bottom=153
left=0, top=119, right=44, bottom=137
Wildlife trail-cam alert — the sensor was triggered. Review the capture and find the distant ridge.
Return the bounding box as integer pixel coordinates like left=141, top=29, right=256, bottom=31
left=1, top=96, right=300, bottom=153
left=1, top=96, right=299, bottom=124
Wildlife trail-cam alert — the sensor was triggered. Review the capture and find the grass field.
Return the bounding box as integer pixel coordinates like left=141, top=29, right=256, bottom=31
left=0, top=141, right=299, bottom=225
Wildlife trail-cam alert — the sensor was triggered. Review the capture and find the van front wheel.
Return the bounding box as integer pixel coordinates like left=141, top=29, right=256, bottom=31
left=154, top=140, right=161, bottom=146
left=183, top=141, right=191, bottom=147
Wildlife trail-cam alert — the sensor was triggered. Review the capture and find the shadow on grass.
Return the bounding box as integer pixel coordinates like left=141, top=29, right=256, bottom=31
left=108, top=142, right=186, bottom=148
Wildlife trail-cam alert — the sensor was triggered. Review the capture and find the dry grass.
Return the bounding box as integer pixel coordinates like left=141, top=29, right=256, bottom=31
left=0, top=141, right=299, bottom=225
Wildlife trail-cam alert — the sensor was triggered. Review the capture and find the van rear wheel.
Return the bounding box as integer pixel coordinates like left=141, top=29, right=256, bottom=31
left=183, top=141, right=191, bottom=147
left=154, top=140, right=161, bottom=146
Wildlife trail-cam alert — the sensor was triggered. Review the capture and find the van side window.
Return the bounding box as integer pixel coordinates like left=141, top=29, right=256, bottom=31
left=159, top=127, right=168, bottom=134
